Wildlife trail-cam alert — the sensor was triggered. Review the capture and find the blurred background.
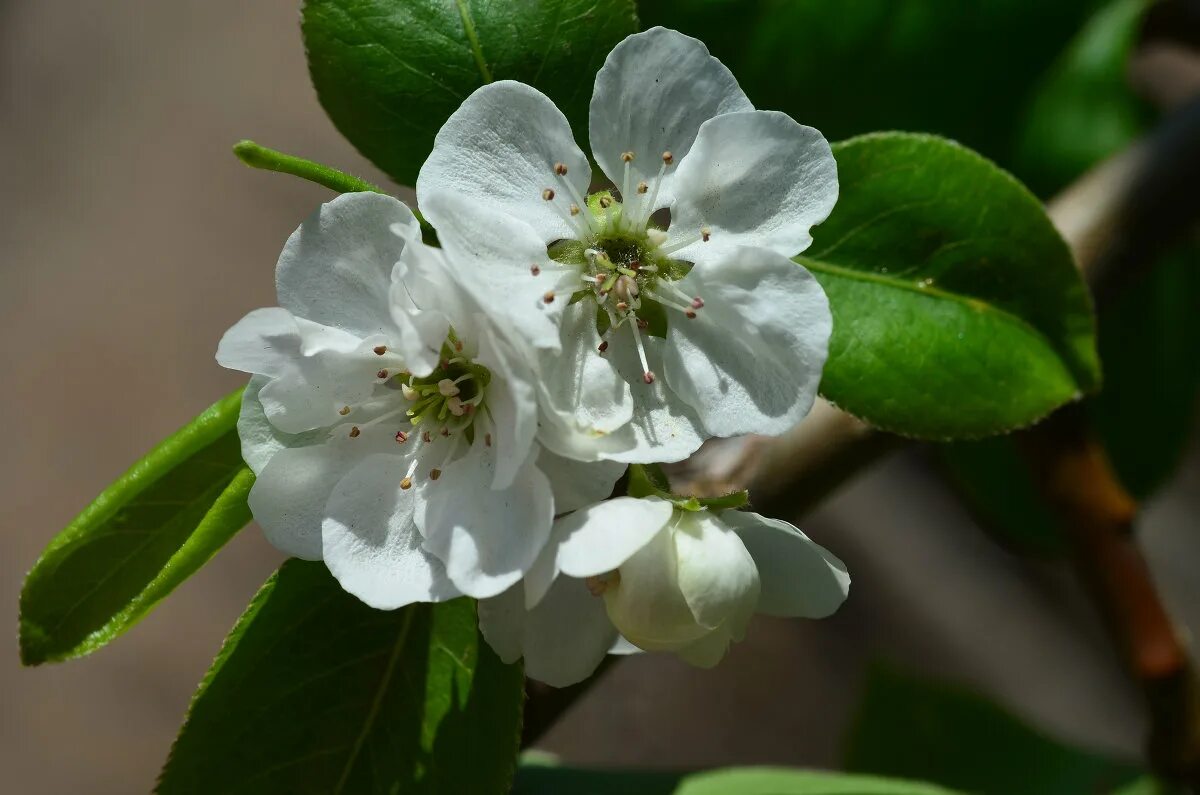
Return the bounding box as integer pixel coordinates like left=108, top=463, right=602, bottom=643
left=2, top=1, right=1198, bottom=792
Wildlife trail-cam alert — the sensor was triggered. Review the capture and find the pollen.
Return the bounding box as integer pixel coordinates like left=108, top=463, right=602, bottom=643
left=338, top=405, right=351, bottom=416
left=349, top=426, right=361, bottom=438
left=542, top=188, right=555, bottom=201
left=643, top=372, right=656, bottom=384
left=621, top=151, right=635, bottom=163
left=395, top=431, right=408, bottom=443
left=373, top=345, right=387, bottom=355
left=662, top=151, right=674, bottom=165
left=377, top=369, right=389, bottom=379
left=701, top=228, right=712, bottom=242
left=636, top=181, right=649, bottom=194
left=554, top=162, right=568, bottom=175
left=400, top=477, right=413, bottom=490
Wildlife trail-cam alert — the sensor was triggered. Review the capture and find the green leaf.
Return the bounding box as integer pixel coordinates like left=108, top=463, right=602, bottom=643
left=19, top=390, right=252, bottom=665
left=640, top=0, right=1107, bottom=181
left=1013, top=0, right=1151, bottom=196
left=513, top=762, right=962, bottom=794
left=846, top=665, right=1142, bottom=794
left=940, top=245, right=1200, bottom=555
left=158, top=561, right=524, bottom=795
left=801, top=133, right=1100, bottom=439
left=302, top=0, right=638, bottom=186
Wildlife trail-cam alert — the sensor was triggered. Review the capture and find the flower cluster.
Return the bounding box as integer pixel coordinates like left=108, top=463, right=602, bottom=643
left=219, top=27, right=849, bottom=685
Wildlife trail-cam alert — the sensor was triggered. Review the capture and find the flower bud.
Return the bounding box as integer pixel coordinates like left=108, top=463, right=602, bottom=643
left=602, top=509, right=760, bottom=667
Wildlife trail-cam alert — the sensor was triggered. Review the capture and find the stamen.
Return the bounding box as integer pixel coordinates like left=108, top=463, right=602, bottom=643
left=554, top=162, right=568, bottom=176
left=377, top=369, right=389, bottom=380
left=556, top=167, right=599, bottom=235
left=338, top=405, right=351, bottom=416
left=543, top=291, right=556, bottom=304
left=530, top=264, right=541, bottom=276
left=395, top=430, right=409, bottom=444
left=485, top=433, right=493, bottom=447
left=401, top=384, right=419, bottom=401
left=373, top=345, right=387, bottom=356
left=401, top=456, right=420, bottom=490
left=636, top=152, right=673, bottom=229
left=349, top=426, right=361, bottom=438
left=437, top=378, right=459, bottom=396
left=542, top=188, right=555, bottom=201
left=598, top=195, right=617, bottom=231
left=570, top=203, right=581, bottom=216
left=447, top=396, right=465, bottom=416
left=620, top=152, right=635, bottom=228
left=657, top=227, right=711, bottom=257
left=628, top=322, right=655, bottom=384
left=701, top=227, right=712, bottom=242
left=547, top=193, right=591, bottom=240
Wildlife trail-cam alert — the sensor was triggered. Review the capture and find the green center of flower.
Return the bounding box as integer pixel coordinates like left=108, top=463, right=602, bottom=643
left=397, top=333, right=491, bottom=437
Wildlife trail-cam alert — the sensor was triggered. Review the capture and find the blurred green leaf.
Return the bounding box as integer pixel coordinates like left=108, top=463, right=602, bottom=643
left=803, top=133, right=1099, bottom=439
left=941, top=245, right=1200, bottom=554
left=19, top=390, right=252, bottom=665
left=157, top=561, right=524, bottom=795
left=513, top=762, right=963, bottom=794
left=1013, top=0, right=1151, bottom=196
left=846, top=665, right=1142, bottom=794
left=302, top=0, right=638, bottom=186
left=640, top=0, right=1106, bottom=179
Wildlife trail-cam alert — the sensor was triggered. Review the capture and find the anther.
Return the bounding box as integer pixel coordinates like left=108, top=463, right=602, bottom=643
left=692, top=297, right=705, bottom=309
left=543, top=291, right=556, bottom=304
left=422, top=431, right=432, bottom=443
left=447, top=396, right=465, bottom=416
left=377, top=369, right=389, bottom=379
left=400, top=477, right=413, bottom=490
left=430, top=468, right=442, bottom=481
left=616, top=301, right=629, bottom=312
left=662, top=151, right=674, bottom=165
left=599, top=196, right=612, bottom=208
left=395, top=431, right=408, bottom=444
left=401, top=384, right=419, bottom=401
left=338, top=405, right=351, bottom=416
left=621, top=152, right=635, bottom=163
left=643, top=372, right=656, bottom=384
left=542, top=188, right=555, bottom=201
left=569, top=203, right=581, bottom=216
left=598, top=340, right=609, bottom=353
left=701, top=227, right=712, bottom=243
left=349, top=426, right=361, bottom=438
left=554, top=162, right=568, bottom=175
left=530, top=264, right=541, bottom=276
left=637, top=181, right=649, bottom=194
left=686, top=310, right=697, bottom=319
left=636, top=318, right=649, bottom=330
left=440, top=426, right=450, bottom=437
left=437, top=378, right=459, bottom=397
left=373, top=345, right=387, bottom=355
left=485, top=433, right=493, bottom=447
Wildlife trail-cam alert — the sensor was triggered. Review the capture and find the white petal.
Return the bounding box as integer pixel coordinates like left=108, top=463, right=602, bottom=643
left=663, top=248, right=831, bottom=437
left=473, top=323, right=540, bottom=491
left=216, top=307, right=302, bottom=376
left=479, top=577, right=618, bottom=687
left=276, top=192, right=415, bottom=338
left=673, top=510, right=759, bottom=635
left=554, top=496, right=674, bottom=579
left=417, top=81, right=590, bottom=245
left=603, top=525, right=708, bottom=650
left=722, top=510, right=850, bottom=619
left=248, top=441, right=366, bottom=560
left=523, top=495, right=671, bottom=610
left=608, top=635, right=642, bottom=655
left=422, top=191, right=575, bottom=352
left=322, top=454, right=460, bottom=609
left=236, top=375, right=327, bottom=476
left=421, top=444, right=554, bottom=599
left=537, top=448, right=626, bottom=515
left=669, top=111, right=838, bottom=263
left=590, top=26, right=752, bottom=210
left=676, top=625, right=736, bottom=668
left=600, top=325, right=706, bottom=464
left=534, top=301, right=636, bottom=462
left=389, top=240, right=456, bottom=377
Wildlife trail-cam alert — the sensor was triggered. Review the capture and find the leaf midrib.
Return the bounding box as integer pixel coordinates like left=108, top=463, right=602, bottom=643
left=454, top=0, right=493, bottom=84
left=799, top=256, right=1066, bottom=362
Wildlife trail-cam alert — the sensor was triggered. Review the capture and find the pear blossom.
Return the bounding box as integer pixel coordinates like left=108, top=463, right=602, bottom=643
left=479, top=497, right=850, bottom=686
left=417, top=26, right=837, bottom=464
left=217, top=192, right=623, bottom=608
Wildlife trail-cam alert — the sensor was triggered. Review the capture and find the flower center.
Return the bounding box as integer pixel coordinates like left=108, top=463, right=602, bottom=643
left=539, top=152, right=712, bottom=384
left=338, top=333, right=492, bottom=490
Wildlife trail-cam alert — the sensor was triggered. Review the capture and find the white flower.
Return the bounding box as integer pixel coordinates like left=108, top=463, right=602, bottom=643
left=479, top=497, right=850, bottom=687
left=417, top=26, right=837, bottom=464
left=217, top=192, right=623, bottom=607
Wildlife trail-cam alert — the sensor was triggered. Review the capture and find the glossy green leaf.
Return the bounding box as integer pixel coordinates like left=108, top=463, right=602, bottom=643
left=640, top=0, right=1106, bottom=179
left=513, top=762, right=962, bottom=795
left=158, top=561, right=524, bottom=795
left=801, top=133, right=1100, bottom=439
left=941, top=245, right=1200, bottom=554
left=846, top=665, right=1142, bottom=794
left=1013, top=0, right=1151, bottom=196
left=19, top=390, right=252, bottom=665
left=302, top=0, right=637, bottom=185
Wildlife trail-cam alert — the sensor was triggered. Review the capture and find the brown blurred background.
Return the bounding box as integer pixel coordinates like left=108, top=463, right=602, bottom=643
left=2, top=2, right=1198, bottom=792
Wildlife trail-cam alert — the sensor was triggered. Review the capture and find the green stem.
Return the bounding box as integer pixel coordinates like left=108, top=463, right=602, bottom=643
left=232, top=140, right=436, bottom=241
left=233, top=140, right=383, bottom=194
